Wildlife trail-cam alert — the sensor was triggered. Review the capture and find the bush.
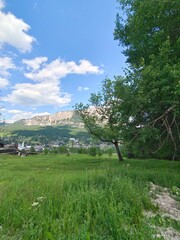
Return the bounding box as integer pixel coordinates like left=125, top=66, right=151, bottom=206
left=97, top=147, right=103, bottom=157
left=30, top=146, right=36, bottom=153
left=77, top=148, right=88, bottom=154
left=106, top=148, right=113, bottom=158
left=89, top=146, right=97, bottom=157
left=58, top=146, right=67, bottom=154
left=43, top=148, right=49, bottom=155
left=51, top=147, right=58, bottom=154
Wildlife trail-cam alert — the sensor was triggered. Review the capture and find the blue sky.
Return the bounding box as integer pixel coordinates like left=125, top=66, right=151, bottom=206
left=0, top=0, right=126, bottom=123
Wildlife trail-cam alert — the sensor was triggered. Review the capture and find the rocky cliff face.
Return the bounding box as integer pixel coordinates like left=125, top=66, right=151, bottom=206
left=16, top=110, right=83, bottom=127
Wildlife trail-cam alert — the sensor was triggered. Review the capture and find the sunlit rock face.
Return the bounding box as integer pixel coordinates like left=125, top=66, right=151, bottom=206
left=16, top=110, right=83, bottom=127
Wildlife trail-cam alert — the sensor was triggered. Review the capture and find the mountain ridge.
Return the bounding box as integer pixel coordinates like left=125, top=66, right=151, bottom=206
left=14, top=110, right=83, bottom=127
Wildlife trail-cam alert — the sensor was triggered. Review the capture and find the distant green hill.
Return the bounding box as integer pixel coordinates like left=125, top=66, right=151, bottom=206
left=0, top=110, right=94, bottom=145
left=1, top=124, right=90, bottom=145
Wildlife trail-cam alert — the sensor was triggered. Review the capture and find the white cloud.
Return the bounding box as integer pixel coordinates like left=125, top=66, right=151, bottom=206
left=0, top=77, right=9, bottom=88
left=0, top=0, right=5, bottom=10
left=6, top=110, right=50, bottom=123
left=22, top=57, right=48, bottom=71
left=0, top=57, right=15, bottom=88
left=8, top=109, right=23, bottom=114
left=77, top=86, right=90, bottom=91
left=0, top=56, right=15, bottom=76
left=4, top=57, right=102, bottom=108
left=0, top=2, right=35, bottom=52
left=24, top=58, right=103, bottom=82
left=0, top=107, right=6, bottom=112
left=3, top=82, right=72, bottom=107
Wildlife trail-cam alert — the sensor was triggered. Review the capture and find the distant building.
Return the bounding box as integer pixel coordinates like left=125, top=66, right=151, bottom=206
left=0, top=140, right=18, bottom=155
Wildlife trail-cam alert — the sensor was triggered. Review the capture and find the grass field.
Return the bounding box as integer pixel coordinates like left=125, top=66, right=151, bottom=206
left=0, top=154, right=179, bottom=239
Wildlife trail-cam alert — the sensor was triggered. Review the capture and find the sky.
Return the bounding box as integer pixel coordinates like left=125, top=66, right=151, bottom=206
left=0, top=0, right=126, bottom=123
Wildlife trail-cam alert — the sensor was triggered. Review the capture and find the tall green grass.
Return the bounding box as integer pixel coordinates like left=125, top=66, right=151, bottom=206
left=0, top=155, right=179, bottom=239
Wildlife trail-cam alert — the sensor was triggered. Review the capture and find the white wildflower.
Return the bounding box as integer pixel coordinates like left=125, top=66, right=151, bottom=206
left=31, top=201, right=39, bottom=207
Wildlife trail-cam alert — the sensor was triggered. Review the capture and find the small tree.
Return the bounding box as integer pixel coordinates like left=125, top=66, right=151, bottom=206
left=58, top=145, right=67, bottom=154
left=43, top=148, right=49, bottom=155
left=89, top=146, right=97, bottom=157
left=30, top=146, right=36, bottom=153
left=97, top=147, right=103, bottom=157
left=52, top=147, right=58, bottom=154
left=75, top=77, right=130, bottom=162
left=78, top=148, right=88, bottom=154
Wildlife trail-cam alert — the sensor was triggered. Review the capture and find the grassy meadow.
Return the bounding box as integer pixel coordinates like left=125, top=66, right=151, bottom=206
left=0, top=154, right=179, bottom=239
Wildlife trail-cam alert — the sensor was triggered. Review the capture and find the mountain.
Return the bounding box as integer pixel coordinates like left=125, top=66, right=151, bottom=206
left=14, top=110, right=83, bottom=127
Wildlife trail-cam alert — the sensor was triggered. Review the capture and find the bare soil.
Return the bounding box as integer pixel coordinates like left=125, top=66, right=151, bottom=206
left=145, top=182, right=180, bottom=240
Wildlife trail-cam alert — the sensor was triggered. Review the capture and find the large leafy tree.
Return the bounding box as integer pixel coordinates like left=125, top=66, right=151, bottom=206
left=114, top=0, right=180, bottom=159
left=114, top=0, right=179, bottom=68
left=75, top=77, right=131, bottom=162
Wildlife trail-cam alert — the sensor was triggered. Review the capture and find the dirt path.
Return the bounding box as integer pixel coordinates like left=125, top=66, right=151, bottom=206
left=145, top=182, right=180, bottom=240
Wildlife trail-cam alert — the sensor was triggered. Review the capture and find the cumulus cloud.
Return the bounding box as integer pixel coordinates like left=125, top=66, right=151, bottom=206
left=77, top=86, right=90, bottom=91
left=8, top=109, right=24, bottom=114
left=22, top=57, right=48, bottom=71
left=0, top=77, right=9, bottom=88
left=0, top=56, right=15, bottom=88
left=3, top=82, right=72, bottom=107
left=24, top=58, right=103, bottom=82
left=3, top=57, right=102, bottom=107
left=3, top=56, right=103, bottom=108
left=0, top=0, right=5, bottom=10
left=0, top=107, right=6, bottom=112
left=0, top=1, right=35, bottom=52
left=0, top=56, right=15, bottom=76
left=6, top=110, right=50, bottom=123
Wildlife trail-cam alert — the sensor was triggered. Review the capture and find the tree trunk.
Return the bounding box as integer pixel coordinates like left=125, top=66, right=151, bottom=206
left=114, top=141, right=123, bottom=161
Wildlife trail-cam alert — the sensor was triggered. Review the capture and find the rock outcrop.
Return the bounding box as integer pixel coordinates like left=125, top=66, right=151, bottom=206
left=15, top=110, right=83, bottom=127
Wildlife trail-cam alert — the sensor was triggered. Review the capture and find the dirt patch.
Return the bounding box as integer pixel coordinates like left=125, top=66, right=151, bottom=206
left=145, top=182, right=180, bottom=240
left=150, top=182, right=180, bottom=221
left=155, top=227, right=180, bottom=240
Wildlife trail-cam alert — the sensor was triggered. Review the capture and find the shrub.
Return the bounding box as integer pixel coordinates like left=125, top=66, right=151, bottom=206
left=77, top=148, right=88, bottom=154
left=89, top=146, right=97, bottom=157
left=43, top=148, right=49, bottom=155
left=107, top=148, right=113, bottom=158
left=58, top=146, right=67, bottom=154
left=97, top=147, right=103, bottom=157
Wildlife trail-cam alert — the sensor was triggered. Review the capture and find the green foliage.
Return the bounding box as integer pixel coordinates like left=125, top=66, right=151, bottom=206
left=2, top=124, right=90, bottom=145
left=66, top=148, right=71, bottom=156
left=171, top=186, right=180, bottom=197
left=89, top=146, right=97, bottom=157
left=106, top=148, right=114, bottom=158
left=77, top=148, right=88, bottom=154
left=58, top=145, right=68, bottom=154
left=43, top=148, right=49, bottom=155
left=114, top=0, right=180, bottom=160
left=51, top=147, right=58, bottom=154
left=97, top=147, right=103, bottom=157
left=29, top=146, right=36, bottom=153
left=75, top=77, right=131, bottom=161
left=114, top=0, right=179, bottom=67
